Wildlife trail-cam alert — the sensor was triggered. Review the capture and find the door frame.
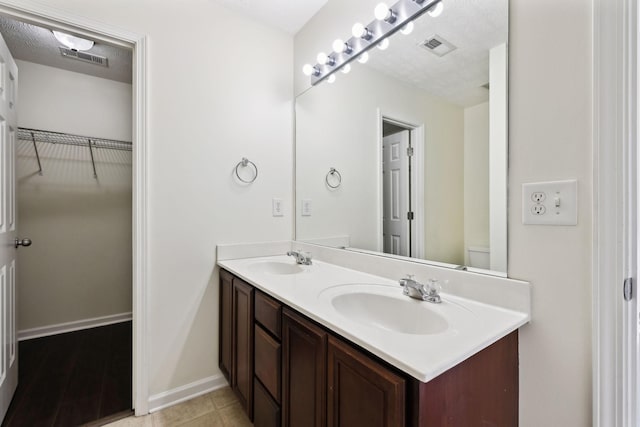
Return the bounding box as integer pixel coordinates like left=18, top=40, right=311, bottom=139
left=376, top=109, right=425, bottom=259
left=0, top=0, right=149, bottom=415
left=593, top=0, right=638, bottom=425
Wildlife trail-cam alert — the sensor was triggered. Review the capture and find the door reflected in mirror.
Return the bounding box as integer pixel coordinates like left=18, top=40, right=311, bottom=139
left=295, top=0, right=508, bottom=276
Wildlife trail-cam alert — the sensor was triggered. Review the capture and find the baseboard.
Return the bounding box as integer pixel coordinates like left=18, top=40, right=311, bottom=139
left=18, top=312, right=133, bottom=341
left=148, top=374, right=228, bottom=413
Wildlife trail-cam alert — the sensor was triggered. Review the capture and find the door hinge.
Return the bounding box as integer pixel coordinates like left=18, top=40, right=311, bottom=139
left=624, top=277, right=633, bottom=301
left=407, top=147, right=414, bottom=157
left=407, top=211, right=414, bottom=220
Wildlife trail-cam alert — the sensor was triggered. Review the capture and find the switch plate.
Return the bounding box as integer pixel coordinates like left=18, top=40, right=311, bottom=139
left=272, top=198, right=283, bottom=217
left=301, top=199, right=312, bottom=216
left=522, top=179, right=578, bottom=225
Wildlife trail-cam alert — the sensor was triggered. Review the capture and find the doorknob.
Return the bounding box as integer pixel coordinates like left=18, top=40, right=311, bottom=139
left=15, top=238, right=32, bottom=248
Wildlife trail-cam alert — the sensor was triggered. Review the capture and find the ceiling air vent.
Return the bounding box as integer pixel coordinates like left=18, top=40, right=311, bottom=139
left=420, top=34, right=457, bottom=57
left=59, top=47, right=108, bottom=67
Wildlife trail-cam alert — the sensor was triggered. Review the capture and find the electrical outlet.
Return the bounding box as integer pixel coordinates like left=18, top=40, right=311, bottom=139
left=531, top=205, right=546, bottom=215
left=531, top=192, right=546, bottom=203
left=522, top=180, right=578, bottom=225
left=272, top=198, right=283, bottom=217
left=301, top=199, right=312, bottom=216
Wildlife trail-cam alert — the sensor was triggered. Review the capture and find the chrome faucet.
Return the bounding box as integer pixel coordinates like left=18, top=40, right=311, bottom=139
left=287, top=250, right=312, bottom=265
left=399, top=275, right=442, bottom=303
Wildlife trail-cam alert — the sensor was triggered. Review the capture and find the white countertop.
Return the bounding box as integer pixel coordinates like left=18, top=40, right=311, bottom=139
left=218, top=254, right=530, bottom=383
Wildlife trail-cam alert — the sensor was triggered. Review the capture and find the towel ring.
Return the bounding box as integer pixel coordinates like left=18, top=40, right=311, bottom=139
left=235, top=157, right=258, bottom=183
left=325, top=167, right=342, bottom=189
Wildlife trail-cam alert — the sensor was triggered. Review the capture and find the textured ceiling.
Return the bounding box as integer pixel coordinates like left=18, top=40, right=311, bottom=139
left=215, top=0, right=328, bottom=34
left=364, top=0, right=508, bottom=107
left=0, top=15, right=132, bottom=84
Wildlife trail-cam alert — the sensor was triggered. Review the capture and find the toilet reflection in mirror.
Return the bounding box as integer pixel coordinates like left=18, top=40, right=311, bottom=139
left=295, top=0, right=508, bottom=275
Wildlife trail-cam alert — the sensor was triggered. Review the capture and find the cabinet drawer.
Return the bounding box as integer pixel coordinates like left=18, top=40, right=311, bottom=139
left=254, top=377, right=280, bottom=427
left=255, top=324, right=281, bottom=403
left=255, top=291, right=282, bottom=339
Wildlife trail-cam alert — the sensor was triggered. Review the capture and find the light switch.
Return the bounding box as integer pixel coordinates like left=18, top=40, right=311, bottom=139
left=301, top=199, right=312, bottom=216
left=522, top=180, right=578, bottom=225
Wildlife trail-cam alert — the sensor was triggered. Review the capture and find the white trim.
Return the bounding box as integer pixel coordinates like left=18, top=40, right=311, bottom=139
left=148, top=374, right=228, bottom=413
left=0, top=0, right=150, bottom=416
left=593, top=0, right=637, bottom=425
left=18, top=312, right=132, bottom=341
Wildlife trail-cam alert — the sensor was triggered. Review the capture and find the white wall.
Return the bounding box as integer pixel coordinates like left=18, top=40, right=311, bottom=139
left=296, top=0, right=593, bottom=426
left=16, top=60, right=133, bottom=331
left=463, top=102, right=489, bottom=265
left=18, top=0, right=294, bottom=398
left=296, top=64, right=465, bottom=264
left=509, top=0, right=592, bottom=425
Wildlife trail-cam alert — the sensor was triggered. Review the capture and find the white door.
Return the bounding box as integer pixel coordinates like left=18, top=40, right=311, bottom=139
left=382, top=130, right=410, bottom=256
left=0, top=33, right=18, bottom=422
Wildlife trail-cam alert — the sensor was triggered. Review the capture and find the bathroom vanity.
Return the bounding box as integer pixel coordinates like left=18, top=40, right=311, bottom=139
left=217, top=251, right=529, bottom=427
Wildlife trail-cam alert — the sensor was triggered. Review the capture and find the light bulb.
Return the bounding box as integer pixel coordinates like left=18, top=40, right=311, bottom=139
left=327, top=74, right=336, bottom=84
left=317, top=52, right=328, bottom=64
left=374, top=3, right=392, bottom=21
left=302, top=64, right=316, bottom=76
left=357, top=52, right=369, bottom=64
left=400, top=21, right=414, bottom=35
left=333, top=39, right=345, bottom=53
left=427, top=1, right=444, bottom=17
left=353, top=23, right=373, bottom=40
left=377, top=38, right=390, bottom=50
left=341, top=64, right=351, bottom=74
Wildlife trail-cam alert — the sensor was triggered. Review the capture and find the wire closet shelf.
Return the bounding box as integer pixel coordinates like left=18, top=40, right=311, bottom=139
left=17, top=127, right=132, bottom=179
left=18, top=127, right=132, bottom=152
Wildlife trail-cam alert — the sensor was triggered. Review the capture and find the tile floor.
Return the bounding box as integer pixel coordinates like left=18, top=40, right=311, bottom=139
left=105, top=387, right=251, bottom=427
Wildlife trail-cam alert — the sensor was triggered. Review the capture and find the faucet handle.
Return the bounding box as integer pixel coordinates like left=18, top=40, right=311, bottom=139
left=425, top=278, right=442, bottom=295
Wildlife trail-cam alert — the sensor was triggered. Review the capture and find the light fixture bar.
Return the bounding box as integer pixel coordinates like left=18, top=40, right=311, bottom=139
left=310, top=0, right=442, bottom=85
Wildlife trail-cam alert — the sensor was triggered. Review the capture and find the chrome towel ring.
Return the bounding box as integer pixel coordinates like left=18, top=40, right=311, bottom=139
left=326, top=167, right=342, bottom=189
left=235, top=157, right=258, bottom=183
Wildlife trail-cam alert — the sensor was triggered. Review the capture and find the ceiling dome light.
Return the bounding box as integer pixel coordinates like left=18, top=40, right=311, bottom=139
left=357, top=51, right=369, bottom=64
left=52, top=30, right=94, bottom=51
left=374, top=3, right=396, bottom=23
left=400, top=21, right=414, bottom=35
left=427, top=2, right=444, bottom=17
left=377, top=38, right=390, bottom=50
left=302, top=64, right=319, bottom=76
left=327, top=74, right=336, bottom=84
left=341, top=63, right=351, bottom=74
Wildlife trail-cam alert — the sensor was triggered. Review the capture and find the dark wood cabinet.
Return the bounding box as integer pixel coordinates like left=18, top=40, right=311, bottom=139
left=282, top=308, right=327, bottom=427
left=218, top=269, right=233, bottom=383
left=219, top=270, right=254, bottom=419
left=327, top=336, right=405, bottom=427
left=232, top=278, right=254, bottom=418
left=219, top=269, right=519, bottom=427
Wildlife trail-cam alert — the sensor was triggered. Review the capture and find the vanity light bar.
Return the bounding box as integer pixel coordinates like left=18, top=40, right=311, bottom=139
left=308, top=0, right=443, bottom=85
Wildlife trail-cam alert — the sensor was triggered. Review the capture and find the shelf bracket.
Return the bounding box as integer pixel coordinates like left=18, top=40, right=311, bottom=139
left=88, top=138, right=97, bottom=179
left=30, top=131, right=43, bottom=176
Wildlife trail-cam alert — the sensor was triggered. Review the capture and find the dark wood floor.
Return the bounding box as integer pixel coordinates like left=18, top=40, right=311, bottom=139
left=2, top=321, right=132, bottom=427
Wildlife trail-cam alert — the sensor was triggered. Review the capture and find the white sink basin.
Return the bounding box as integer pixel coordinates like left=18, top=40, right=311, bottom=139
left=331, top=292, right=449, bottom=335
left=248, top=260, right=304, bottom=275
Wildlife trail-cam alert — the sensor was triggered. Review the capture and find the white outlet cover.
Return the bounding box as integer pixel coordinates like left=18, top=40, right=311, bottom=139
left=301, top=199, right=312, bottom=216
left=272, top=198, right=284, bottom=217
left=522, top=179, right=578, bottom=225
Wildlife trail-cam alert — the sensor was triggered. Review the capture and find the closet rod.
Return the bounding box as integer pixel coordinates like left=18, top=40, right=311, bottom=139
left=17, top=127, right=132, bottom=152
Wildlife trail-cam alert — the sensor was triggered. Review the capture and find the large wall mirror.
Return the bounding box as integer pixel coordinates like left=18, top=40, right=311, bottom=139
left=295, top=0, right=509, bottom=276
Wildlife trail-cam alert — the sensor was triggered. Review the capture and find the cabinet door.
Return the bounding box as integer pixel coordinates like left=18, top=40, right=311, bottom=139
left=282, top=308, right=327, bottom=427
left=232, top=278, right=254, bottom=419
left=327, top=336, right=405, bottom=427
left=219, top=269, right=233, bottom=383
